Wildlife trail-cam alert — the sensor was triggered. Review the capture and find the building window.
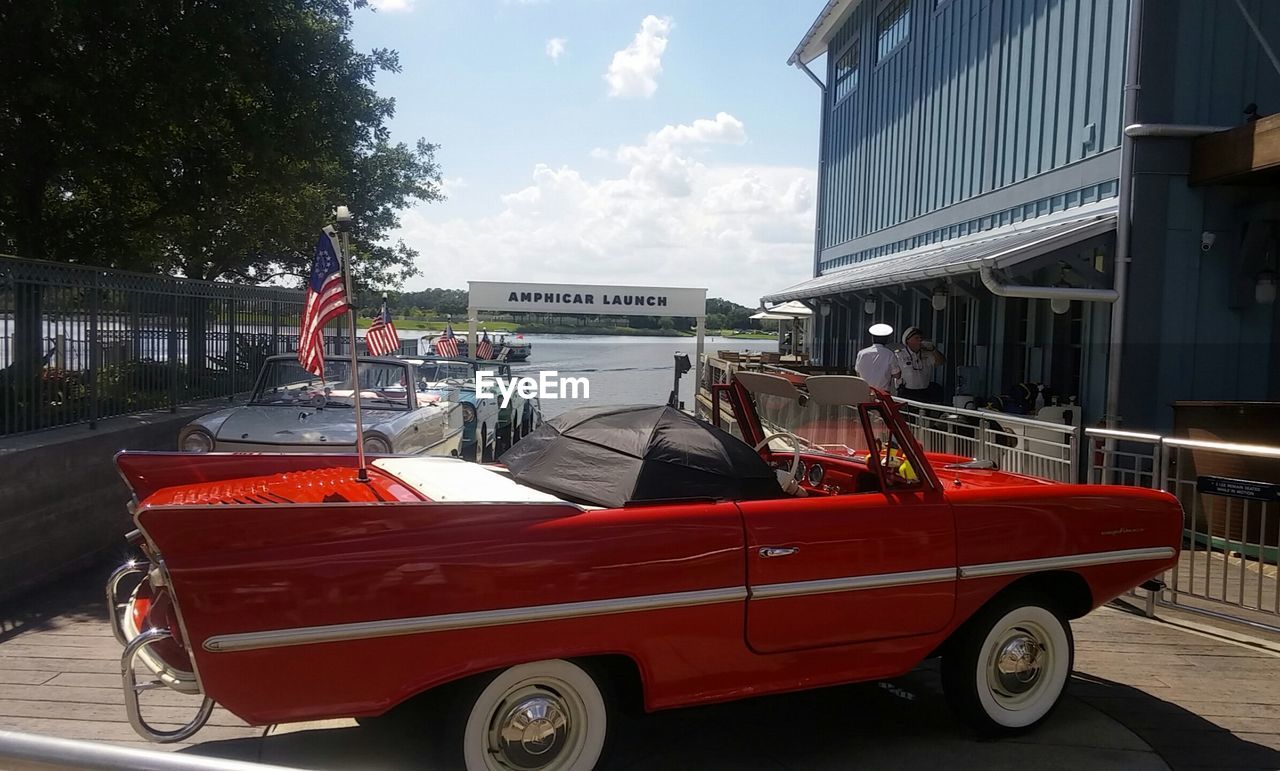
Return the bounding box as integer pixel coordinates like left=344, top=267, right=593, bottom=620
left=833, top=40, right=860, bottom=103
left=876, top=0, right=911, bottom=62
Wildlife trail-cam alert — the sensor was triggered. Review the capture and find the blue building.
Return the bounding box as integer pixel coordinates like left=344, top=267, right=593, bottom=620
left=765, top=0, right=1280, bottom=432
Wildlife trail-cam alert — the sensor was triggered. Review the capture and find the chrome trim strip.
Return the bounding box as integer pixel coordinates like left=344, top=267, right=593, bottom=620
left=958, top=547, right=1176, bottom=579
left=204, top=586, right=747, bottom=653
left=750, top=567, right=957, bottom=601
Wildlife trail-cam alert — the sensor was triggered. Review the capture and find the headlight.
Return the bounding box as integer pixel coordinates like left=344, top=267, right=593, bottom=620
left=181, top=430, right=214, bottom=453
left=462, top=404, right=476, bottom=424
left=363, top=435, right=391, bottom=454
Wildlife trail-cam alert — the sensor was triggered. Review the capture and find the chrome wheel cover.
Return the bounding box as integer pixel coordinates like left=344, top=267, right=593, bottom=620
left=485, top=678, right=586, bottom=771
left=984, top=620, right=1053, bottom=709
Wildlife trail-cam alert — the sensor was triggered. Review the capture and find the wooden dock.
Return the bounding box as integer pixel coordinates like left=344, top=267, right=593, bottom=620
left=2, top=561, right=1279, bottom=769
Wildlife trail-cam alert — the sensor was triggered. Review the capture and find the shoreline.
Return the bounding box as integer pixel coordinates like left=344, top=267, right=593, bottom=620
left=368, top=320, right=775, bottom=340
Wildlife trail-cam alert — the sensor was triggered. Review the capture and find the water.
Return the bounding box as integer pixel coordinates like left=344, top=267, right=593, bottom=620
left=412, top=333, right=778, bottom=418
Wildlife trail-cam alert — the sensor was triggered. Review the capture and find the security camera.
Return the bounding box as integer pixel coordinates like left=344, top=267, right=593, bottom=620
left=1200, top=231, right=1217, bottom=252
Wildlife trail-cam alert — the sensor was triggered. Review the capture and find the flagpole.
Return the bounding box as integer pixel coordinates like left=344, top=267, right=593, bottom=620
left=334, top=207, right=369, bottom=483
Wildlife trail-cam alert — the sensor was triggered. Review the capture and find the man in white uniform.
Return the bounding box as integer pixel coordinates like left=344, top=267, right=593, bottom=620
left=855, top=323, right=900, bottom=391
left=895, top=325, right=946, bottom=403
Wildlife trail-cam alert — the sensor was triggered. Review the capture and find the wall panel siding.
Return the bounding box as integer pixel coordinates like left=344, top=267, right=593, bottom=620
left=819, top=0, right=1131, bottom=254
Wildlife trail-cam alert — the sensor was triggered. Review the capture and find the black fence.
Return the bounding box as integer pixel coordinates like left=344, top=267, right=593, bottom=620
left=0, top=255, right=417, bottom=437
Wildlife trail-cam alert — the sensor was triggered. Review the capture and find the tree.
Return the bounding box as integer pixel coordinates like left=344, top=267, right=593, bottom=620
left=0, top=0, right=441, bottom=288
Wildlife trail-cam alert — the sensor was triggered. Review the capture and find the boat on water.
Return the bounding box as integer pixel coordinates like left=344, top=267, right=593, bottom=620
left=495, top=333, right=531, bottom=361
left=423, top=332, right=531, bottom=362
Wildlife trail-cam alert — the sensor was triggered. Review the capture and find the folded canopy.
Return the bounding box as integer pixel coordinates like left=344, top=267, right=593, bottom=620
left=499, top=405, right=781, bottom=509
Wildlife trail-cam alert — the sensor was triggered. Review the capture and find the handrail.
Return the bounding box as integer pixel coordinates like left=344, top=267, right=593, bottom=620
left=1162, top=436, right=1280, bottom=458
left=1084, top=427, right=1164, bottom=442
left=0, top=728, right=301, bottom=771
left=895, top=396, right=1080, bottom=433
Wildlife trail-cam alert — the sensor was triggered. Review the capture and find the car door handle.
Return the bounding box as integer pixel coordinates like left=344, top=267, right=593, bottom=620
left=759, top=546, right=799, bottom=558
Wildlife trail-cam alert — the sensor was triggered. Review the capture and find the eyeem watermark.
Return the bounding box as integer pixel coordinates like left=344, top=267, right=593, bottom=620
left=476, top=370, right=589, bottom=407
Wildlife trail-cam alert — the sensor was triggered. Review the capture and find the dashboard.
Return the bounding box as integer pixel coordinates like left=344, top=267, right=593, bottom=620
left=769, top=453, right=882, bottom=496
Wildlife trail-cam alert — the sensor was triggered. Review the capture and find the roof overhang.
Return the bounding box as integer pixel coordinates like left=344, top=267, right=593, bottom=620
left=763, top=201, right=1118, bottom=304
left=788, top=0, right=861, bottom=66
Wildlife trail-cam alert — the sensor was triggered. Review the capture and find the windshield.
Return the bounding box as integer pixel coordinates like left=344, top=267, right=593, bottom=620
left=416, top=360, right=476, bottom=383
left=751, top=391, right=875, bottom=458
left=250, top=360, right=412, bottom=410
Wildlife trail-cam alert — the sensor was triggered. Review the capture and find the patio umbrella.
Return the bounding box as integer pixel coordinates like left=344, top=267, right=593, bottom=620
left=499, top=404, right=781, bottom=509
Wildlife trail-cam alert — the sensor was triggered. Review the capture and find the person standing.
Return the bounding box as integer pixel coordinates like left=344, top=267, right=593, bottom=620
left=896, top=326, right=946, bottom=403
left=855, top=323, right=900, bottom=391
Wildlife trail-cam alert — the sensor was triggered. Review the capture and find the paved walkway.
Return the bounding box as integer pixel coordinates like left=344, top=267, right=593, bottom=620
left=1, top=562, right=1278, bottom=770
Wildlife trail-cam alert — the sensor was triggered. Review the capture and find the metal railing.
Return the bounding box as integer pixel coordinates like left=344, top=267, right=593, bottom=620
left=1085, top=427, right=1163, bottom=488
left=897, top=397, right=1081, bottom=483
left=0, top=255, right=416, bottom=438
left=1081, top=429, right=1280, bottom=631
left=0, top=728, right=300, bottom=770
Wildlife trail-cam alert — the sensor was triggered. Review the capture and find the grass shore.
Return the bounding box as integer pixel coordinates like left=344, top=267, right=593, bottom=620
left=356, top=319, right=776, bottom=339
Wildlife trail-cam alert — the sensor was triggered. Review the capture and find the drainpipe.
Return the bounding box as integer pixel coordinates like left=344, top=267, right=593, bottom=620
left=1105, top=0, right=1145, bottom=432
left=793, top=58, right=828, bottom=363
left=979, top=267, right=1119, bottom=303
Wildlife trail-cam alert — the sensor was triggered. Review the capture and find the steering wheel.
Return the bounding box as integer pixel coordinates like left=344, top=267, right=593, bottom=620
left=755, top=432, right=806, bottom=496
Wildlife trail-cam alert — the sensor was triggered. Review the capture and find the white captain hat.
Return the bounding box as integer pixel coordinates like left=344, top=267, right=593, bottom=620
left=868, top=323, right=894, bottom=337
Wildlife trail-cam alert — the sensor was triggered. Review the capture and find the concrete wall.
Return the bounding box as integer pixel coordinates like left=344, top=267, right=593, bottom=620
left=0, top=402, right=223, bottom=604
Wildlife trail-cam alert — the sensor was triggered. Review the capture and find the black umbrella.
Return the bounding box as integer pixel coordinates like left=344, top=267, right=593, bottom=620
left=499, top=405, right=781, bottom=509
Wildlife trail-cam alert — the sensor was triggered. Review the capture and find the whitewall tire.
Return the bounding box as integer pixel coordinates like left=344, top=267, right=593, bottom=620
left=942, top=595, right=1074, bottom=736
left=461, top=659, right=609, bottom=771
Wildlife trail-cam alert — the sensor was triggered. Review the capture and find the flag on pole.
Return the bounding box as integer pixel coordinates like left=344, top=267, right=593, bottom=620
left=434, top=323, right=459, bottom=357
left=476, top=330, right=494, bottom=360
left=365, top=296, right=401, bottom=357
left=298, top=230, right=349, bottom=377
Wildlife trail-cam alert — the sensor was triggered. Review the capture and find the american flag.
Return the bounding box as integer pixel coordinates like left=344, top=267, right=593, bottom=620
left=297, top=230, right=349, bottom=377
left=476, top=330, right=494, bottom=360
left=434, top=323, right=459, bottom=357
left=365, top=296, right=401, bottom=357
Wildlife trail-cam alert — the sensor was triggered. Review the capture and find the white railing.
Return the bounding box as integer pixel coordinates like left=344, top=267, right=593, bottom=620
left=1085, top=427, right=1163, bottom=488
left=1086, top=429, right=1280, bottom=631
left=897, top=397, right=1082, bottom=484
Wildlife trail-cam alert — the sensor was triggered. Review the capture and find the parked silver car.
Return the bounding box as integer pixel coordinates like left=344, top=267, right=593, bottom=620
left=178, top=355, right=464, bottom=456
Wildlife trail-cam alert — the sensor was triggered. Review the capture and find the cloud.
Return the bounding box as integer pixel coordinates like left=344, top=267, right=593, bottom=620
left=605, top=15, right=673, bottom=99
left=439, top=177, right=467, bottom=199
left=545, top=37, right=567, bottom=63
left=368, top=0, right=416, bottom=11
left=393, top=114, right=815, bottom=306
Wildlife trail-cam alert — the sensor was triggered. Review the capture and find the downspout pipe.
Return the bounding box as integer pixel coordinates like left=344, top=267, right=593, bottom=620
left=979, top=267, right=1119, bottom=303
left=792, top=58, right=827, bottom=364
left=1105, top=0, right=1145, bottom=431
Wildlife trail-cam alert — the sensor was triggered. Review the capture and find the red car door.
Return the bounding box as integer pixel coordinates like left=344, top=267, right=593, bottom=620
left=738, top=486, right=955, bottom=654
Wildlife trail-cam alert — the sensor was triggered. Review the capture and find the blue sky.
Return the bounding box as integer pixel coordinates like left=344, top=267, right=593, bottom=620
left=352, top=0, right=824, bottom=306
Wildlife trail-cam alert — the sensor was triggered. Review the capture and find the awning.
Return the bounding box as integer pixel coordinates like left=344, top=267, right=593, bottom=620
left=788, top=0, right=859, bottom=65
left=750, top=300, right=814, bottom=320
left=763, top=202, right=1117, bottom=304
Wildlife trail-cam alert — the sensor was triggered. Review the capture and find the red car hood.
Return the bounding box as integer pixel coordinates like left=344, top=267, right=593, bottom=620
left=927, top=456, right=1060, bottom=490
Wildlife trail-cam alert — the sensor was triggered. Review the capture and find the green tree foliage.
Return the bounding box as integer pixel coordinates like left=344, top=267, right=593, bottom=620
left=380, top=289, right=762, bottom=331
left=0, top=0, right=441, bottom=287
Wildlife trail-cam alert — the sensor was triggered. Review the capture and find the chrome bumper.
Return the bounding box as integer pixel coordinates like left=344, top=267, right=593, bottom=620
left=107, top=561, right=213, bottom=743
